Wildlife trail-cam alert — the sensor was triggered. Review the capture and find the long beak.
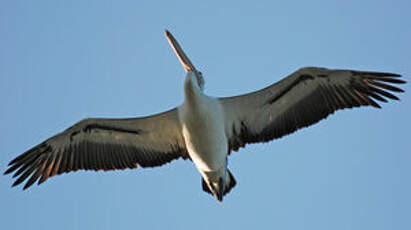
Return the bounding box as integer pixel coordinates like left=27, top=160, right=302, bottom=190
left=165, top=30, right=196, bottom=72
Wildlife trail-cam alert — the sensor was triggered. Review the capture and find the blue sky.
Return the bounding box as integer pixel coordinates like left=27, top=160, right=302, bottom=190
left=1, top=1, right=410, bottom=229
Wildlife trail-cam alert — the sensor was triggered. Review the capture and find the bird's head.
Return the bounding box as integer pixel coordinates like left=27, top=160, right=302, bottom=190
left=185, top=70, right=204, bottom=92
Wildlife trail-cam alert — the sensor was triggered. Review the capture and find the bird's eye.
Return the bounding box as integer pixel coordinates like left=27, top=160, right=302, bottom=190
left=198, top=71, right=202, bottom=75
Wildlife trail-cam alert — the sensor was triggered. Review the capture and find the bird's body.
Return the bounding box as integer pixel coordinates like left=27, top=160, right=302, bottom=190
left=5, top=30, right=405, bottom=202
left=180, top=72, right=226, bottom=172
left=179, top=72, right=232, bottom=200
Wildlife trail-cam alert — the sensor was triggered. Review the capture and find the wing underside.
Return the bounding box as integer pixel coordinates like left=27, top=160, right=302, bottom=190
left=220, top=67, right=405, bottom=152
left=5, top=108, right=188, bottom=189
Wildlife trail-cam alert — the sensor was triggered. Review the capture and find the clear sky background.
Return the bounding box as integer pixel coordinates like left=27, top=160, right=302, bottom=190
left=1, top=1, right=410, bottom=229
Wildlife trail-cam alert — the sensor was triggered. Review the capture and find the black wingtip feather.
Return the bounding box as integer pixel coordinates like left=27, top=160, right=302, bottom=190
left=374, top=78, right=406, bottom=84
left=352, top=70, right=402, bottom=77
left=367, top=98, right=382, bottom=108
left=8, top=148, right=36, bottom=166
left=379, top=72, right=402, bottom=77
left=23, top=171, right=40, bottom=190
left=4, top=164, right=20, bottom=175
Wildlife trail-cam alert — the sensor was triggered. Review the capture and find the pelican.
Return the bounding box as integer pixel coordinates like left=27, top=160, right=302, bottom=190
left=5, top=30, right=405, bottom=202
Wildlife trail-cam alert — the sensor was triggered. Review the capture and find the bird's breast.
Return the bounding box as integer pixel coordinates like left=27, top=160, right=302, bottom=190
left=178, top=95, right=228, bottom=172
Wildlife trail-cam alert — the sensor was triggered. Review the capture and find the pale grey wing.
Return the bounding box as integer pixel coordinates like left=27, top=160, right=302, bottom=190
left=220, top=67, right=405, bottom=152
left=5, top=108, right=188, bottom=189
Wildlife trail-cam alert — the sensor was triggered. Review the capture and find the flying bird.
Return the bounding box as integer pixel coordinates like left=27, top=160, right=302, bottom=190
left=5, top=30, right=405, bottom=202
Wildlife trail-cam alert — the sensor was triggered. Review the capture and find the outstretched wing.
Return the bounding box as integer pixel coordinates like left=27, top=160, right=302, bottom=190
left=220, top=67, right=405, bottom=152
left=5, top=108, right=188, bottom=189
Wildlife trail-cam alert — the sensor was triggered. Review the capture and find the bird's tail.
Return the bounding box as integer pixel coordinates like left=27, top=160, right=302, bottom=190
left=202, top=169, right=237, bottom=201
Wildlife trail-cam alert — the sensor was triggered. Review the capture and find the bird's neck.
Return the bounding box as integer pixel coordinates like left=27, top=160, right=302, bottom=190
left=184, top=72, right=204, bottom=104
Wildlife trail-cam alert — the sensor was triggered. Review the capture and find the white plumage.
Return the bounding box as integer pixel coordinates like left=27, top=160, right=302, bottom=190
left=179, top=72, right=230, bottom=200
